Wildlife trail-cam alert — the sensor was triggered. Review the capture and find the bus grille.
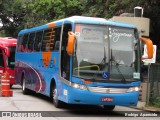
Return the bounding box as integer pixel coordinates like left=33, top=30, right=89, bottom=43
left=87, top=87, right=128, bottom=94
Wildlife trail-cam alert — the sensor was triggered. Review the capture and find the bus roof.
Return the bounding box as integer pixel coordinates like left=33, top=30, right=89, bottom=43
left=18, top=16, right=136, bottom=35
left=0, top=37, right=17, bottom=47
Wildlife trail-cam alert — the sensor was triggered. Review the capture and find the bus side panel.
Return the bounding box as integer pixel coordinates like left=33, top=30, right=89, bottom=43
left=37, top=52, right=61, bottom=96
left=0, top=47, right=15, bottom=85
left=15, top=52, right=62, bottom=97
left=0, top=38, right=17, bottom=86
left=15, top=52, right=46, bottom=92
left=15, top=53, right=27, bottom=85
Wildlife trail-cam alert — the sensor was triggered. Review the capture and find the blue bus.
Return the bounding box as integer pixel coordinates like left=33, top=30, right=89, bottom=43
left=15, top=16, right=153, bottom=110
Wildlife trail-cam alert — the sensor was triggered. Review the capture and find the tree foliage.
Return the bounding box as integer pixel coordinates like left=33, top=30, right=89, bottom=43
left=19, top=0, right=82, bottom=28
left=0, top=0, right=82, bottom=36
left=0, top=0, right=160, bottom=46
left=0, top=0, right=26, bottom=37
left=80, top=0, right=160, bottom=47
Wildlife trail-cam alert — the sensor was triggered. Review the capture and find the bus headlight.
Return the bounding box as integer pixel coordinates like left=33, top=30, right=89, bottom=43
left=71, top=83, right=87, bottom=90
left=127, top=86, right=140, bottom=92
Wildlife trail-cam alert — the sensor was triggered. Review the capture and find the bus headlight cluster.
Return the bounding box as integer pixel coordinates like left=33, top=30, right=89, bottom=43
left=71, top=83, right=87, bottom=90
left=127, top=86, right=140, bottom=92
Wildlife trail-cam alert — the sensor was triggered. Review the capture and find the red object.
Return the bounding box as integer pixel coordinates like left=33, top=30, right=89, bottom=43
left=1, top=72, right=13, bottom=97
left=1, top=90, right=13, bottom=97
left=0, top=37, right=17, bottom=86
left=1, top=83, right=10, bottom=90
left=102, top=97, right=113, bottom=102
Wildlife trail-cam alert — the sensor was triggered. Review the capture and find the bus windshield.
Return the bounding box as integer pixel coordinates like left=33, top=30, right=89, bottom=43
left=6, top=46, right=16, bottom=69
left=72, top=24, right=140, bottom=82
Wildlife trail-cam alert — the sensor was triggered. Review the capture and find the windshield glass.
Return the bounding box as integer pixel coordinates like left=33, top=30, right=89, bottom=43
left=6, top=46, right=16, bottom=69
left=109, top=26, right=138, bottom=81
left=72, top=24, right=140, bottom=82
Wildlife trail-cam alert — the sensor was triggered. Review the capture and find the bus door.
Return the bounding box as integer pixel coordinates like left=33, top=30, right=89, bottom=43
left=60, top=24, right=72, bottom=81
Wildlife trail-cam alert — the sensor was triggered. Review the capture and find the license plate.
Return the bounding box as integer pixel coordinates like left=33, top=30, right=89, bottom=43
left=102, top=97, right=113, bottom=102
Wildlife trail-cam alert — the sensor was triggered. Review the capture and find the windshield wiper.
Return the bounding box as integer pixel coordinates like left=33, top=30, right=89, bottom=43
left=100, top=47, right=107, bottom=65
left=110, top=49, right=126, bottom=83
left=91, top=46, right=108, bottom=80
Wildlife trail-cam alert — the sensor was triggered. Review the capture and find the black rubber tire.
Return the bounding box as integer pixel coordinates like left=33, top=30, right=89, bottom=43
left=22, top=77, right=30, bottom=95
left=52, top=85, right=64, bottom=108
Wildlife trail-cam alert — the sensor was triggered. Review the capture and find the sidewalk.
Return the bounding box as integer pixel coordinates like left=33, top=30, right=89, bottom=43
left=134, top=101, right=160, bottom=112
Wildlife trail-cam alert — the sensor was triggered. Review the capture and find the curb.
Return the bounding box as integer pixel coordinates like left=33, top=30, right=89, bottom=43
left=131, top=106, right=160, bottom=113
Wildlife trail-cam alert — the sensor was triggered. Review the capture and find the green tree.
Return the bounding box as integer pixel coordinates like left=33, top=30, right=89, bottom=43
left=0, top=0, right=160, bottom=45
left=23, top=0, right=82, bottom=28
left=0, top=0, right=82, bottom=36
left=0, top=0, right=41, bottom=36
left=0, top=0, right=26, bottom=37
left=80, top=0, right=160, bottom=50
left=80, top=0, right=148, bottom=18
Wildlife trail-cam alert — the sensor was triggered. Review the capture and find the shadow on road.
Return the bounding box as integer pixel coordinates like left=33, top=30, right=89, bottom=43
left=11, top=85, right=152, bottom=117
left=18, top=89, right=124, bottom=117
left=62, top=105, right=124, bottom=117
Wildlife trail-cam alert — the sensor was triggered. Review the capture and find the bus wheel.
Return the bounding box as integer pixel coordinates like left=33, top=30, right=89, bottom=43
left=52, top=85, right=63, bottom=108
left=103, top=105, right=115, bottom=111
left=22, top=77, right=29, bottom=95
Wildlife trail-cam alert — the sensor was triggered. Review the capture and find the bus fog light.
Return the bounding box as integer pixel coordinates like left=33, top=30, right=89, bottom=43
left=71, top=83, right=87, bottom=90
left=127, top=87, right=140, bottom=92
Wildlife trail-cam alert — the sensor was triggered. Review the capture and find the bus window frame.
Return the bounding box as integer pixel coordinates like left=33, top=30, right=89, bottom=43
left=21, top=34, right=29, bottom=52
left=53, top=26, right=62, bottom=51
left=17, top=35, right=24, bottom=52
left=28, top=32, right=36, bottom=52
left=34, top=30, right=44, bottom=52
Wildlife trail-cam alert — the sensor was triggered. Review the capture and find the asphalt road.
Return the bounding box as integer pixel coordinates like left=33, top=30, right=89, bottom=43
left=0, top=85, right=159, bottom=120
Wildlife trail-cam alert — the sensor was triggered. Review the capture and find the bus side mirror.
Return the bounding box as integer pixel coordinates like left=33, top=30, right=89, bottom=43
left=140, top=37, right=153, bottom=59
left=67, top=32, right=76, bottom=56
left=5, top=47, right=10, bottom=57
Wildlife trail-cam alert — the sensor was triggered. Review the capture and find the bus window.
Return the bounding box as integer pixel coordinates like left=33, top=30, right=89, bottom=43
left=54, top=27, right=61, bottom=51
left=34, top=31, right=43, bottom=51
left=21, top=34, right=29, bottom=52
left=7, top=46, right=15, bottom=69
left=42, top=28, right=55, bottom=52
left=28, top=33, right=35, bottom=52
left=60, top=24, right=72, bottom=80
left=17, top=36, right=23, bottom=52
left=0, top=49, right=4, bottom=67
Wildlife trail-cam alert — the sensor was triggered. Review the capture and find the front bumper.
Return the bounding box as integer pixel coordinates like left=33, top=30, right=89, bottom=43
left=66, top=86, right=139, bottom=106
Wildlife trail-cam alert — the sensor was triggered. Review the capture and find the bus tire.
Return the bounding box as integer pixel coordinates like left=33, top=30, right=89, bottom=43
left=22, top=77, right=30, bottom=95
left=51, top=85, right=63, bottom=108
left=103, top=105, right=115, bottom=111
